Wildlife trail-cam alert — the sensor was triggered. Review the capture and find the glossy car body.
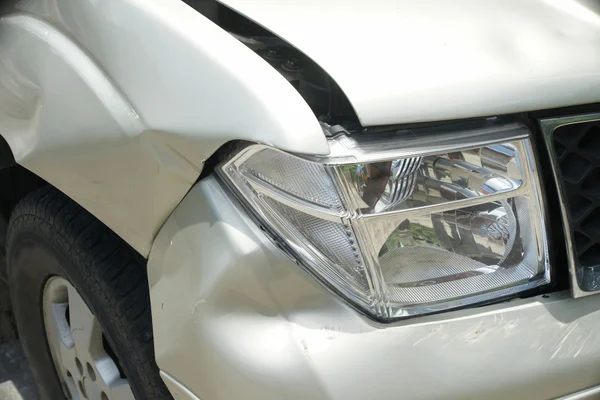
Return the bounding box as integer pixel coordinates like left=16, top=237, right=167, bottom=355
left=1, top=0, right=600, bottom=399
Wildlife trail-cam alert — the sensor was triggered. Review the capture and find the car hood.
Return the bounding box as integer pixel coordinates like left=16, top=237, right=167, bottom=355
left=218, top=0, right=600, bottom=126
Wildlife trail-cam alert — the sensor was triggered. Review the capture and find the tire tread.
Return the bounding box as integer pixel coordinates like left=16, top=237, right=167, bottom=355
left=8, top=187, right=172, bottom=399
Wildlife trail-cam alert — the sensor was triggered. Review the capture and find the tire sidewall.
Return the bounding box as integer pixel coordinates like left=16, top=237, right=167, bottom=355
left=8, top=224, right=141, bottom=399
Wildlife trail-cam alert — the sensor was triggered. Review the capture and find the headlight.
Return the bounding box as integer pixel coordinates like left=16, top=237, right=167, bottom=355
left=218, top=121, right=549, bottom=320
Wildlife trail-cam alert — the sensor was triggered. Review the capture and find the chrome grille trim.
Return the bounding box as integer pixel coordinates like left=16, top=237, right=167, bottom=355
left=540, top=112, right=600, bottom=298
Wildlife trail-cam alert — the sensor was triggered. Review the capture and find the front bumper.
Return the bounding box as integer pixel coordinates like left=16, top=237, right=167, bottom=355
left=148, top=176, right=600, bottom=400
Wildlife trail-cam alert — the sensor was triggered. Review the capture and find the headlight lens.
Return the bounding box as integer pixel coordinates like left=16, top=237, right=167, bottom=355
left=219, top=121, right=549, bottom=320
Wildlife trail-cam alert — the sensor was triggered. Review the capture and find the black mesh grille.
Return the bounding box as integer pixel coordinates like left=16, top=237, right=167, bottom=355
left=552, top=121, right=600, bottom=291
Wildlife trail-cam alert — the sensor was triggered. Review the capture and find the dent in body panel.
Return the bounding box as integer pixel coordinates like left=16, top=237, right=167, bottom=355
left=0, top=48, right=41, bottom=157
left=0, top=14, right=199, bottom=255
left=0, top=0, right=328, bottom=255
left=148, top=176, right=600, bottom=400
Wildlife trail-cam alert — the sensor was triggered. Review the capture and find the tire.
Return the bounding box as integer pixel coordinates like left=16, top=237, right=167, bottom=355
left=0, top=213, right=18, bottom=343
left=7, top=187, right=172, bottom=400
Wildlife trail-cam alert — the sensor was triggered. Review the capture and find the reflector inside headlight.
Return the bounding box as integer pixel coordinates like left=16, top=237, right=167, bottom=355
left=219, top=122, right=549, bottom=320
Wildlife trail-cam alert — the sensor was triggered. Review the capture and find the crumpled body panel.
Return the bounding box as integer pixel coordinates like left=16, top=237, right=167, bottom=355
left=0, top=0, right=327, bottom=255
left=148, top=176, right=600, bottom=400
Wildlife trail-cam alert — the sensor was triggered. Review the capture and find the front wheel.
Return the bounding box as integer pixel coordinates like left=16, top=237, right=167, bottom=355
left=7, top=188, right=172, bottom=400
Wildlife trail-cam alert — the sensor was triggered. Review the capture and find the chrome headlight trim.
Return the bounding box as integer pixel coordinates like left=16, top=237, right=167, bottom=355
left=218, top=120, right=550, bottom=320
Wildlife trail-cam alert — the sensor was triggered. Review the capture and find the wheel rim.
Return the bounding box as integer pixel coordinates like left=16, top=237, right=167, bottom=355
left=43, top=276, right=134, bottom=400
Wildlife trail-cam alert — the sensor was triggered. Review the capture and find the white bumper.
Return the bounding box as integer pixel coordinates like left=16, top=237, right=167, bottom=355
left=148, top=176, right=600, bottom=400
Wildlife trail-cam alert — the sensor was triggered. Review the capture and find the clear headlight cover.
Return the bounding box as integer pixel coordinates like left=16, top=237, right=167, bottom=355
left=219, top=122, right=550, bottom=320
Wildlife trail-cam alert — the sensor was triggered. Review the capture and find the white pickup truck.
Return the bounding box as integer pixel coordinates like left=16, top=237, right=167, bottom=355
left=1, top=1, right=600, bottom=399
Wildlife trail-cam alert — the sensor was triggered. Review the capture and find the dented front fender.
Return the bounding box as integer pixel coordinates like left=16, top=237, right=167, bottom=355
left=0, top=0, right=328, bottom=255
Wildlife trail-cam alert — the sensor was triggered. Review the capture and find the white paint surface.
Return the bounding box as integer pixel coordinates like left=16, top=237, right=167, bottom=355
left=219, top=0, right=600, bottom=125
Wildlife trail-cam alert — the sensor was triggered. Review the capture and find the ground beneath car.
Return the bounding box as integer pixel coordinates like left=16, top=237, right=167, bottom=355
left=0, top=251, right=33, bottom=400
left=0, top=341, right=37, bottom=400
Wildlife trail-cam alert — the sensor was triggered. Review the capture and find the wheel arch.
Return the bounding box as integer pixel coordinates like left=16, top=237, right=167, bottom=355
left=0, top=1, right=328, bottom=256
